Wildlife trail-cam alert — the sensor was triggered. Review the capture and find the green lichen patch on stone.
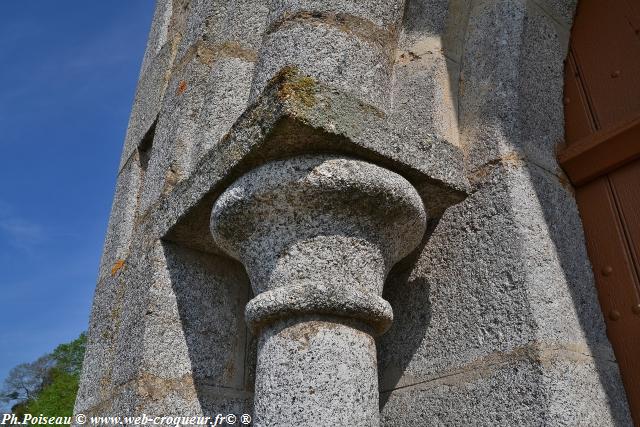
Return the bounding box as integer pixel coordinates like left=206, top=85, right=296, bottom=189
left=275, top=66, right=318, bottom=109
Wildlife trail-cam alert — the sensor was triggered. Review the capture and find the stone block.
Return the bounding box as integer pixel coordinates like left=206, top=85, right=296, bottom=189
left=119, top=42, right=174, bottom=171
left=378, top=162, right=614, bottom=392
left=138, top=56, right=214, bottom=213
left=175, top=0, right=228, bottom=61
left=400, top=0, right=450, bottom=42
left=250, top=21, right=394, bottom=110
left=176, top=0, right=268, bottom=62
left=507, top=160, right=610, bottom=352
left=380, top=351, right=631, bottom=426
left=98, top=154, right=142, bottom=283
left=109, top=383, right=141, bottom=418
left=399, top=0, right=472, bottom=63
left=74, top=275, right=124, bottom=413
left=104, top=242, right=253, bottom=416
left=159, top=243, right=250, bottom=388
left=442, top=0, right=473, bottom=63
left=459, top=0, right=528, bottom=171
left=532, top=0, right=578, bottom=28
left=219, top=0, right=269, bottom=51
left=100, top=374, right=206, bottom=419
left=109, top=244, right=158, bottom=387
left=139, top=50, right=258, bottom=214
left=516, top=1, right=571, bottom=171
left=542, top=354, right=631, bottom=425
left=140, top=0, right=173, bottom=76
left=390, top=53, right=461, bottom=149
left=460, top=0, right=571, bottom=173
left=135, top=381, right=253, bottom=421
left=188, top=56, right=255, bottom=170
left=267, top=0, right=405, bottom=28
left=109, top=241, right=251, bottom=395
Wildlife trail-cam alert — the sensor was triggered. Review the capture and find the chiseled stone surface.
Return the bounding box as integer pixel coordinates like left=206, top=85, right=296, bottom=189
left=460, top=0, right=571, bottom=175
left=534, top=0, right=578, bottom=27
left=74, top=274, right=122, bottom=413
left=211, top=155, right=426, bottom=425
left=377, top=163, right=632, bottom=426
left=174, top=0, right=229, bottom=61
left=119, top=42, right=174, bottom=172
left=375, top=9, right=626, bottom=422
left=187, top=56, right=255, bottom=170
left=267, top=0, right=406, bottom=27
left=380, top=350, right=630, bottom=426
left=379, top=162, right=617, bottom=391
left=111, top=242, right=250, bottom=387
left=251, top=22, right=393, bottom=111
left=78, top=0, right=632, bottom=424
left=211, top=156, right=427, bottom=299
left=390, top=0, right=472, bottom=152
left=139, top=55, right=215, bottom=213
left=139, top=0, right=172, bottom=76
left=391, top=54, right=460, bottom=150
left=398, top=0, right=471, bottom=62
left=78, top=239, right=254, bottom=418
left=138, top=0, right=268, bottom=213
left=256, top=318, right=379, bottom=426
left=97, top=153, right=142, bottom=283
left=250, top=0, right=405, bottom=110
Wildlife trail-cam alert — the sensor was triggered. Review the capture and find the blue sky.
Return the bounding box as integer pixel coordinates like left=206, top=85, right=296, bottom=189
left=0, top=1, right=155, bottom=397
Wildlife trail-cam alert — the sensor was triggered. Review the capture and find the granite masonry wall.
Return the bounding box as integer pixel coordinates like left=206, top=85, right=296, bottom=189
left=75, top=0, right=632, bottom=425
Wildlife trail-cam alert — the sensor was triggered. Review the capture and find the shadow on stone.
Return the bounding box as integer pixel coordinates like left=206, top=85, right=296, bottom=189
left=525, top=164, right=632, bottom=424
left=162, top=242, right=255, bottom=416
left=378, top=231, right=434, bottom=409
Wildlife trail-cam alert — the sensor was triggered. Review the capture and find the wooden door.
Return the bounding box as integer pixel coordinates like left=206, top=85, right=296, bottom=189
left=559, top=0, right=640, bottom=423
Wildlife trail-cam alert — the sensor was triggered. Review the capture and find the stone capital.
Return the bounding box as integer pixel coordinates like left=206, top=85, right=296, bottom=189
left=210, top=154, right=426, bottom=425
left=211, top=155, right=426, bottom=333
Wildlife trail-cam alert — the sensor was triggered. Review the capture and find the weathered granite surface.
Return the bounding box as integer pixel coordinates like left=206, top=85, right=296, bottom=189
left=210, top=155, right=426, bottom=425
left=77, top=240, right=254, bottom=419
left=378, top=162, right=631, bottom=425
left=76, top=0, right=631, bottom=425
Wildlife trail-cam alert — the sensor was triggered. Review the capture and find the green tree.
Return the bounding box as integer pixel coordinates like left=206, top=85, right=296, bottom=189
left=50, top=333, right=86, bottom=376
left=0, top=333, right=86, bottom=424
left=24, top=368, right=79, bottom=420
left=1, top=356, right=52, bottom=406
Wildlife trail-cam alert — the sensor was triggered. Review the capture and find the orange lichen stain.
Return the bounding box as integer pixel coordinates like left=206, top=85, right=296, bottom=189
left=111, top=259, right=125, bottom=276
left=176, top=80, right=187, bottom=95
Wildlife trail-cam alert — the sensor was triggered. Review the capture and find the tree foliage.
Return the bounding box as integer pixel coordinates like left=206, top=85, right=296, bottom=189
left=0, top=356, right=52, bottom=403
left=24, top=368, right=80, bottom=419
left=1, top=333, right=86, bottom=424
left=50, top=334, right=86, bottom=376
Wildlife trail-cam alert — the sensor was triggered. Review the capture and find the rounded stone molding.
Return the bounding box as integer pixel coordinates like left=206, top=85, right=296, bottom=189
left=245, top=281, right=394, bottom=335
left=210, top=155, right=427, bottom=332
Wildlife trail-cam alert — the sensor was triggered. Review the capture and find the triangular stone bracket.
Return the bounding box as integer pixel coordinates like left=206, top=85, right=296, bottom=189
left=149, top=66, right=469, bottom=255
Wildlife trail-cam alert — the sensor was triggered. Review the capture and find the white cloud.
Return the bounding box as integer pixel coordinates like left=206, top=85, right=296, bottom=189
left=0, top=218, right=42, bottom=242
left=0, top=201, right=44, bottom=249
